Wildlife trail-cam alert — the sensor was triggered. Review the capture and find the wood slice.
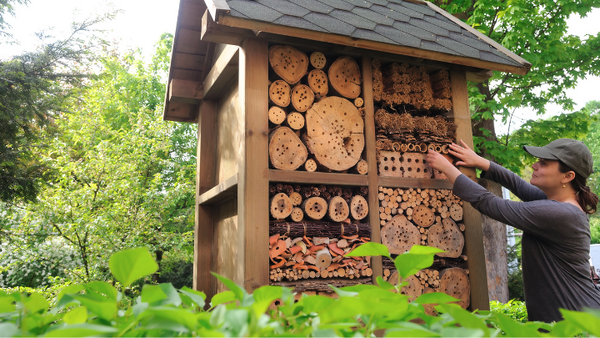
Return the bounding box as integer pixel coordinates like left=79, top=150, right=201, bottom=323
left=307, top=69, right=329, bottom=96
left=439, top=268, right=470, bottom=309
left=401, top=274, right=423, bottom=302
left=270, top=193, right=293, bottom=220
left=289, top=192, right=302, bottom=206
left=354, top=97, right=364, bottom=107
left=315, top=248, right=332, bottom=270
left=412, top=205, right=435, bottom=228
left=354, top=159, right=368, bottom=175
left=350, top=195, right=369, bottom=220
left=381, top=215, right=420, bottom=255
left=291, top=84, right=315, bottom=113
left=302, top=196, right=328, bottom=220
left=310, top=51, right=326, bottom=69
left=328, top=196, right=350, bottom=222
left=269, top=127, right=308, bottom=170
left=305, top=96, right=364, bottom=171
left=450, top=203, right=463, bottom=221
left=269, top=106, right=287, bottom=124
left=269, top=80, right=291, bottom=107
left=328, top=56, right=361, bottom=99
left=269, top=45, right=308, bottom=85
left=304, top=158, right=317, bottom=172
left=428, top=218, right=464, bottom=258
left=287, top=112, right=305, bottom=130
left=290, top=207, right=304, bottom=222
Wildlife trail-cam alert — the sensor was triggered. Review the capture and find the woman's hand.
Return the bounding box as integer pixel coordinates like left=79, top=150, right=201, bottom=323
left=426, top=149, right=462, bottom=184
left=449, top=140, right=490, bottom=171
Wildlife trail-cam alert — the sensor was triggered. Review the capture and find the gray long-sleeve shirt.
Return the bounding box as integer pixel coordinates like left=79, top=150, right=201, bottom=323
left=453, top=162, right=600, bottom=322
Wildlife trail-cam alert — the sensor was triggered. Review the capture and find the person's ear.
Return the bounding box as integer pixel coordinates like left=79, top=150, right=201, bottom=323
left=562, top=171, right=576, bottom=184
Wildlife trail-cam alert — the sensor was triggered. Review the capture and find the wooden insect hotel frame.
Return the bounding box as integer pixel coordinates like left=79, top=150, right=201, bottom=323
left=162, top=0, right=531, bottom=311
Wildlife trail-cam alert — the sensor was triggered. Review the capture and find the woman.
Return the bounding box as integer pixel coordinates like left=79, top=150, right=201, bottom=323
left=427, top=138, right=600, bottom=322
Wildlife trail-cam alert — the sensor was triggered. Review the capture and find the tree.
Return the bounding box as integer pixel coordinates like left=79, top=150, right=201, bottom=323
left=0, top=0, right=28, bottom=37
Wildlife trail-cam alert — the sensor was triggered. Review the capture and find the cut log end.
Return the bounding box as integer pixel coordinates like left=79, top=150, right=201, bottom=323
left=270, top=193, right=293, bottom=220
left=287, top=112, right=305, bottom=130
left=355, top=159, right=368, bottom=175
left=329, top=56, right=361, bottom=99
left=328, top=196, right=350, bottom=222
left=305, top=158, right=317, bottom=172
left=310, top=51, right=326, bottom=69
left=269, top=127, right=308, bottom=170
left=308, top=69, right=329, bottom=96
left=269, top=45, right=309, bottom=85
left=269, top=80, right=291, bottom=107
left=269, top=106, right=287, bottom=125
left=303, top=196, right=328, bottom=220
left=291, top=84, right=315, bottom=113
left=350, top=195, right=369, bottom=220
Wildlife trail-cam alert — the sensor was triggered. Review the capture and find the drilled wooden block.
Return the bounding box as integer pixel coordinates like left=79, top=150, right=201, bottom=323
left=378, top=151, right=402, bottom=177
left=401, top=153, right=432, bottom=179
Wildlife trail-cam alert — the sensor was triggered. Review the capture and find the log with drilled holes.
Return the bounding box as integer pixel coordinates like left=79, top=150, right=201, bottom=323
left=307, top=69, right=328, bottom=96
left=381, top=215, right=420, bottom=255
left=388, top=271, right=423, bottom=302
left=286, top=112, right=305, bottom=130
left=412, top=205, right=435, bottom=228
left=329, top=56, right=361, bottom=99
left=269, top=127, right=308, bottom=170
left=291, top=84, right=315, bottom=113
left=304, top=96, right=365, bottom=171
left=302, top=196, right=328, bottom=220
left=328, top=196, right=350, bottom=222
left=439, top=267, right=470, bottom=309
left=270, top=193, right=293, bottom=220
left=304, top=158, right=317, bottom=172
left=353, top=159, right=369, bottom=175
left=268, top=106, right=287, bottom=125
left=310, top=51, right=326, bottom=69
left=428, top=218, right=464, bottom=258
left=450, top=203, right=463, bottom=221
left=269, top=45, right=308, bottom=85
left=350, top=195, right=369, bottom=221
left=269, top=80, right=291, bottom=107
left=290, top=207, right=304, bottom=222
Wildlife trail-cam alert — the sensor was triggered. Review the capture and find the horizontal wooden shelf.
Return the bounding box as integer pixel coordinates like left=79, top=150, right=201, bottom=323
left=378, top=176, right=453, bottom=190
left=269, top=170, right=368, bottom=186
left=198, top=174, right=238, bottom=205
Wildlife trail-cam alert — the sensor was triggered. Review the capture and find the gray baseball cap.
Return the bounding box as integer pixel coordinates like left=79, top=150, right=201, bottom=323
left=523, top=139, right=593, bottom=178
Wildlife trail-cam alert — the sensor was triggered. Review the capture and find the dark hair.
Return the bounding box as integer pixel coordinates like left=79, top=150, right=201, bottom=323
left=558, top=161, right=598, bottom=214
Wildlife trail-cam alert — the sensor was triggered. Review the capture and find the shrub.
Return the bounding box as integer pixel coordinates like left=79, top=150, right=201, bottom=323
left=491, top=299, right=528, bottom=322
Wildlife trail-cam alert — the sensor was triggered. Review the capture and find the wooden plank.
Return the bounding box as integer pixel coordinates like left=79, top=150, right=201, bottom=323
left=178, top=1, right=206, bottom=31
left=194, top=101, right=217, bottom=298
left=171, top=68, right=203, bottom=82
left=163, top=101, right=198, bottom=122
left=169, top=79, right=203, bottom=104
left=202, top=10, right=251, bottom=46
left=362, top=56, right=383, bottom=282
left=173, top=52, right=206, bottom=71
left=217, top=15, right=530, bottom=76
left=450, top=70, right=489, bottom=311
left=203, top=44, right=240, bottom=100
left=466, top=70, right=494, bottom=83
left=198, top=174, right=238, bottom=205
left=239, top=38, right=270, bottom=293
left=175, top=28, right=206, bottom=54
left=377, top=177, right=454, bottom=190
left=269, top=170, right=369, bottom=186
left=205, top=0, right=230, bottom=21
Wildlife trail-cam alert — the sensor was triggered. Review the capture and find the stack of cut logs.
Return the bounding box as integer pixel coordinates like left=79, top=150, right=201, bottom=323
left=372, top=58, right=452, bottom=111
left=268, top=45, right=368, bottom=174
left=269, top=183, right=369, bottom=222
left=268, top=233, right=372, bottom=282
left=377, top=187, right=465, bottom=257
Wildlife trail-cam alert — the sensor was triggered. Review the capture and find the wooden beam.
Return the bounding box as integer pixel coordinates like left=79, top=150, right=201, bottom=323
left=362, top=56, right=383, bottom=283
left=238, top=38, right=270, bottom=293
left=217, top=15, right=530, bottom=76
left=202, top=10, right=252, bottom=46
left=169, top=79, right=203, bottom=104
left=198, top=174, right=238, bottom=205
left=268, top=170, right=368, bottom=186
left=450, top=70, right=490, bottom=311
left=163, top=101, right=198, bottom=123
left=203, top=44, right=239, bottom=100
left=173, top=52, right=206, bottom=71
left=194, top=101, right=217, bottom=298
left=466, top=70, right=494, bottom=83
left=205, top=0, right=230, bottom=21
left=377, top=177, right=453, bottom=190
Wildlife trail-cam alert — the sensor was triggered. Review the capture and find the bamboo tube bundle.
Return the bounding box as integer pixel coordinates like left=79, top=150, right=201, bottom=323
left=372, top=58, right=383, bottom=101
left=416, top=268, right=441, bottom=289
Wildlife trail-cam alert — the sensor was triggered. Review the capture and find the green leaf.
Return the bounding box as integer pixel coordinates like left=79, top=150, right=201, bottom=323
left=84, top=281, right=118, bottom=301
left=211, top=291, right=237, bottom=307
left=141, top=285, right=168, bottom=304
left=63, top=306, right=88, bottom=324
left=211, top=272, right=246, bottom=301
left=492, top=313, right=543, bottom=337
left=560, top=309, right=600, bottom=336
left=57, top=285, right=85, bottom=303
left=394, top=254, right=435, bottom=280
left=22, top=293, right=49, bottom=314
left=345, top=242, right=391, bottom=258
left=297, top=295, right=335, bottom=313
left=409, top=245, right=444, bottom=255
left=71, top=294, right=117, bottom=321
left=0, top=296, right=16, bottom=313
left=179, top=287, right=206, bottom=309
left=385, top=322, right=440, bottom=337
left=437, top=304, right=488, bottom=333
left=109, top=247, right=158, bottom=287
left=439, top=327, right=485, bottom=337
left=157, top=283, right=182, bottom=306
left=44, top=324, right=118, bottom=337
left=138, top=307, right=196, bottom=331
left=376, top=276, right=396, bottom=290
left=0, top=323, right=18, bottom=337
left=414, top=292, right=459, bottom=305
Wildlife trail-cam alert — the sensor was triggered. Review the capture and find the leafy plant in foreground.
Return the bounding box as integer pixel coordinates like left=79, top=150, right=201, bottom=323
left=1, top=244, right=600, bottom=337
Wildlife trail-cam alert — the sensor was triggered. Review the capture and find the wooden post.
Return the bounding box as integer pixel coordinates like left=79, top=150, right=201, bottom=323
left=362, top=56, right=382, bottom=281
left=450, top=70, right=489, bottom=311
left=194, top=101, right=218, bottom=297
left=239, top=38, right=270, bottom=293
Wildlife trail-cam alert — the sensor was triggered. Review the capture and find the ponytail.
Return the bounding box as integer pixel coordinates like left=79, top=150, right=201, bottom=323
left=559, top=161, right=598, bottom=214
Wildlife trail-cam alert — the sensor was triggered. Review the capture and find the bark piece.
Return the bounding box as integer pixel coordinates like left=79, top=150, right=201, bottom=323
left=328, top=56, right=361, bottom=99
left=428, top=218, right=464, bottom=258
left=291, top=84, right=315, bottom=113
left=269, top=127, right=308, bottom=170
left=412, top=205, right=435, bottom=228
left=307, top=69, right=329, bottom=96
left=270, top=222, right=371, bottom=238
left=269, top=106, right=287, bottom=124
left=287, top=112, right=305, bottom=130
left=381, top=215, right=420, bottom=255
left=269, top=80, right=291, bottom=107
left=439, top=267, right=470, bottom=309
left=269, top=45, right=308, bottom=85
left=310, top=51, right=326, bottom=69
left=328, top=196, right=350, bottom=222
left=350, top=195, right=369, bottom=221
left=302, top=196, right=328, bottom=220
left=305, top=96, right=365, bottom=171
left=270, top=193, right=293, bottom=220
left=450, top=203, right=463, bottom=221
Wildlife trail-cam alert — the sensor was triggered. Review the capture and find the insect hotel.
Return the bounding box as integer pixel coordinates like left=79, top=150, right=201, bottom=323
left=162, top=0, right=531, bottom=311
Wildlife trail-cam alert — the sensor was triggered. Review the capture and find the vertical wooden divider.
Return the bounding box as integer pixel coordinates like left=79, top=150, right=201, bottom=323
left=362, top=57, right=382, bottom=281
left=195, top=101, right=218, bottom=297
left=450, top=70, right=490, bottom=311
left=239, top=38, right=270, bottom=293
